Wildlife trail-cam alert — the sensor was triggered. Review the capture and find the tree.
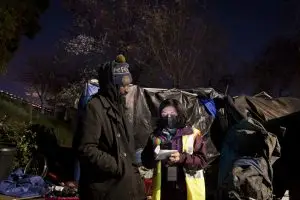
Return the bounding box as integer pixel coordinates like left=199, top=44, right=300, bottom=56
left=139, top=1, right=228, bottom=88
left=56, top=65, right=98, bottom=107
left=235, top=1, right=300, bottom=97
left=62, top=0, right=228, bottom=88
left=19, top=55, right=68, bottom=112
left=0, top=0, right=49, bottom=73
left=62, top=0, right=150, bottom=82
left=249, top=37, right=300, bottom=96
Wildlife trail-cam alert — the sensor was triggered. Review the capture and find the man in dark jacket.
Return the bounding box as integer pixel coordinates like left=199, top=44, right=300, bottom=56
left=73, top=55, right=146, bottom=200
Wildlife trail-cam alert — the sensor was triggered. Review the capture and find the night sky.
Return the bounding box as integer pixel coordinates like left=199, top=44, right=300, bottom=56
left=0, top=0, right=294, bottom=97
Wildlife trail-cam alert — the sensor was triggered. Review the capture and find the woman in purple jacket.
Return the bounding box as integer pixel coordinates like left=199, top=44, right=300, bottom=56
left=141, top=99, right=207, bottom=200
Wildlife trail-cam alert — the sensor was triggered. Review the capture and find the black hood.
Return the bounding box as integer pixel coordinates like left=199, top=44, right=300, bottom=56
left=97, top=62, right=120, bottom=105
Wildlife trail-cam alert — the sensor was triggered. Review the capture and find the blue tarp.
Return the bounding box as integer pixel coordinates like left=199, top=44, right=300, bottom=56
left=199, top=98, right=217, bottom=118
left=78, top=83, right=99, bottom=110
left=0, top=169, right=47, bottom=198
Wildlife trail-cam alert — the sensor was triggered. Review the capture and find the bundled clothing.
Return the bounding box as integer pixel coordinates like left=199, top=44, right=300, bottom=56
left=217, top=119, right=281, bottom=200
left=142, top=126, right=207, bottom=200
left=73, top=59, right=145, bottom=200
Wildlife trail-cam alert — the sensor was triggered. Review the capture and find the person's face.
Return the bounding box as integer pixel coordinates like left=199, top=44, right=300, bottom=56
left=119, top=85, right=130, bottom=95
left=161, top=106, right=178, bottom=129
left=161, top=106, right=178, bottom=118
left=119, top=75, right=131, bottom=95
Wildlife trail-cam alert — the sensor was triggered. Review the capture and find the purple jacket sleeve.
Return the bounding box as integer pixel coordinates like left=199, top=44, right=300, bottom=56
left=178, top=135, right=208, bottom=170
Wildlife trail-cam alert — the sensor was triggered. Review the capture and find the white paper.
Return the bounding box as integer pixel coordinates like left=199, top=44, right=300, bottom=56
left=154, top=145, right=160, bottom=155
left=155, top=148, right=178, bottom=160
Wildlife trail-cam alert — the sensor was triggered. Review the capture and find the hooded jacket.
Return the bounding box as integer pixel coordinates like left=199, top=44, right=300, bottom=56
left=73, top=61, right=145, bottom=200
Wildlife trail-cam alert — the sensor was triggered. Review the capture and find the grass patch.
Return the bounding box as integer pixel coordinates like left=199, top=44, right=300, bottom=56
left=0, top=96, right=73, bottom=147
left=0, top=98, right=30, bottom=121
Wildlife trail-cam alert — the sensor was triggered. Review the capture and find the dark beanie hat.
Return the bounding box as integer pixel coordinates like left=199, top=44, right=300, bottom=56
left=112, top=54, right=132, bottom=86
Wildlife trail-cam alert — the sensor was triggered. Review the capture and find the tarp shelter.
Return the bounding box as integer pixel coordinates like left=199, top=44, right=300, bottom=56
left=234, top=95, right=300, bottom=121
left=124, top=85, right=223, bottom=164
left=212, top=94, right=300, bottom=199
left=124, top=87, right=300, bottom=199
left=74, top=83, right=300, bottom=199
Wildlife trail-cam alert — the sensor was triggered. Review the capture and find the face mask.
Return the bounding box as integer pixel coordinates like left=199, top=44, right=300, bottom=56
left=162, top=115, right=178, bottom=129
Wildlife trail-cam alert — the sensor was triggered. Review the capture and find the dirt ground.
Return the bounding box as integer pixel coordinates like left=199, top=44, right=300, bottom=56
left=0, top=195, right=44, bottom=200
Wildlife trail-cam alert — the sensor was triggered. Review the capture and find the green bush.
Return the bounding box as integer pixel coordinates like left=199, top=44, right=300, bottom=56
left=0, top=95, right=73, bottom=170
left=0, top=93, right=74, bottom=169
left=0, top=115, right=64, bottom=169
left=0, top=116, right=37, bottom=168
